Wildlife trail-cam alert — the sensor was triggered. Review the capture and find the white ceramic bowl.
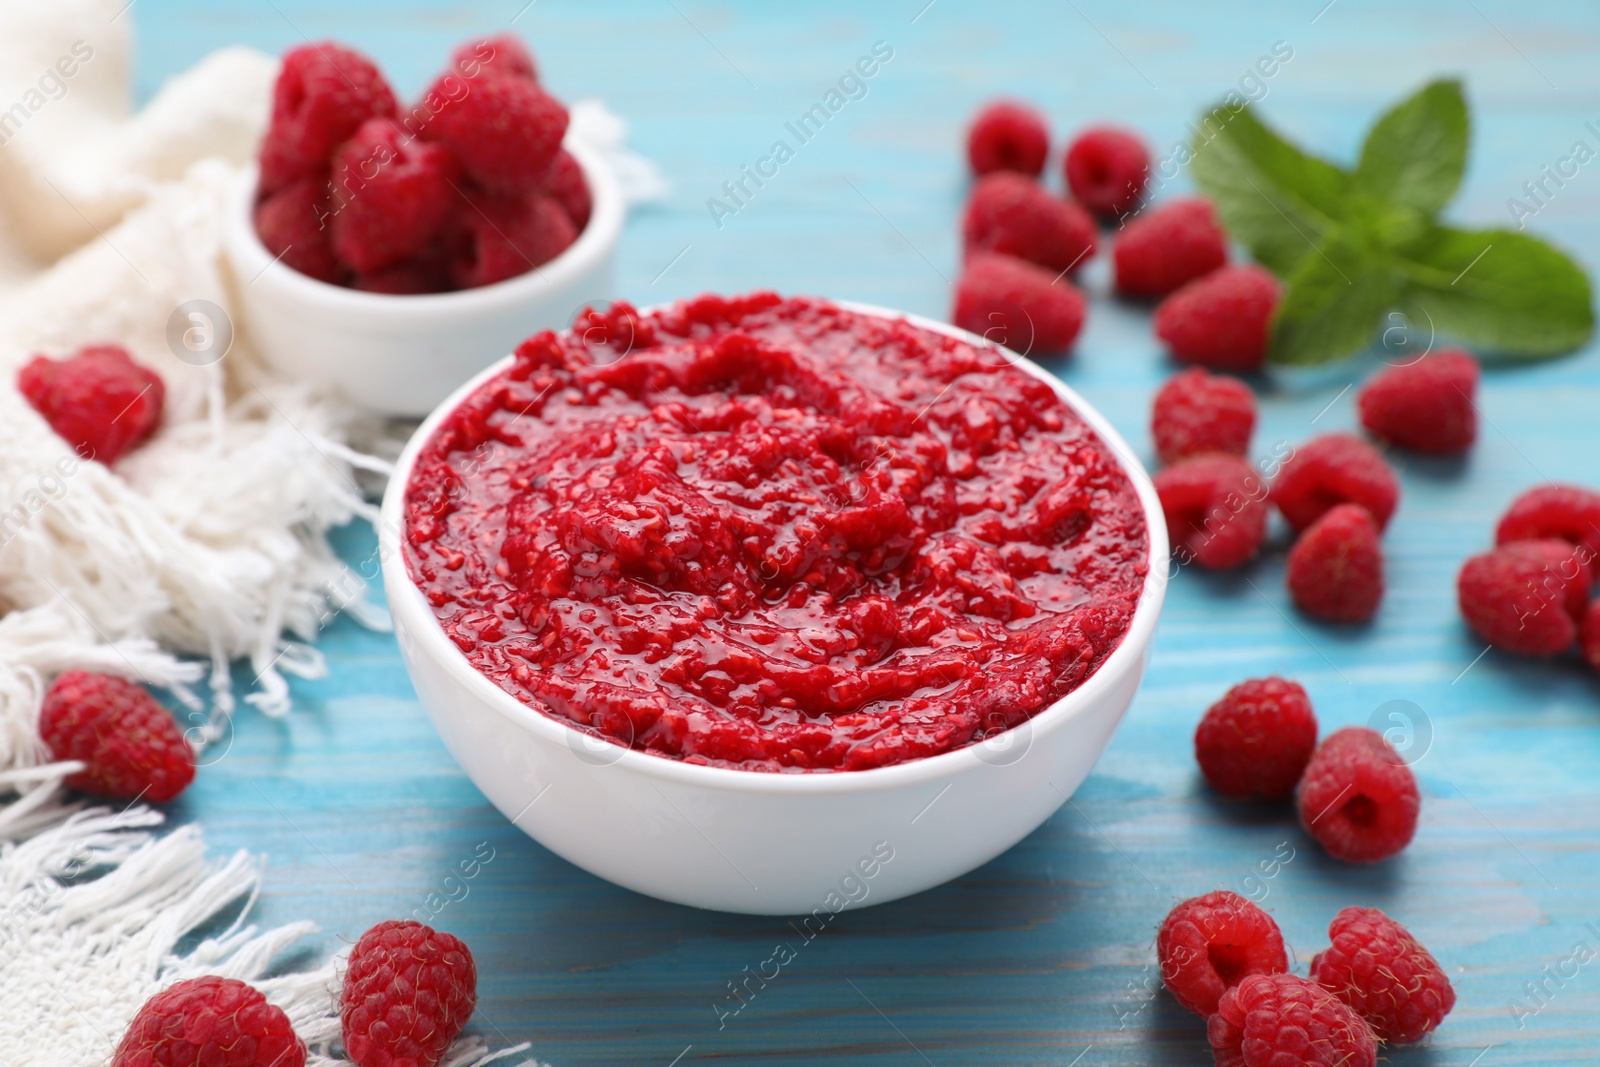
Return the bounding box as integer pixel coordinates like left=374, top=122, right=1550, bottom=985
left=224, top=140, right=622, bottom=417
left=380, top=303, right=1168, bottom=914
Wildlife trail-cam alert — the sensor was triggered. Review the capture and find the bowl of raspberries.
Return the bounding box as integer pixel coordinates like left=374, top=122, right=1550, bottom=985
left=225, top=35, right=622, bottom=417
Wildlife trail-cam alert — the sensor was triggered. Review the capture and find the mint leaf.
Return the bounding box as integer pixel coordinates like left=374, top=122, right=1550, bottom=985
left=1397, top=226, right=1595, bottom=357
left=1189, top=105, right=1350, bottom=275
left=1352, top=79, right=1468, bottom=217
left=1269, top=231, right=1403, bottom=365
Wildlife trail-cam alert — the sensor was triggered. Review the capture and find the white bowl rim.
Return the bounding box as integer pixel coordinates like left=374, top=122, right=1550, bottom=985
left=226, top=137, right=624, bottom=317
left=380, top=298, right=1170, bottom=795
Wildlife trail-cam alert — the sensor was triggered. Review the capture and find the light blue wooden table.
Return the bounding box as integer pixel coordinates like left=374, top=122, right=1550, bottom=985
left=139, top=1, right=1600, bottom=1063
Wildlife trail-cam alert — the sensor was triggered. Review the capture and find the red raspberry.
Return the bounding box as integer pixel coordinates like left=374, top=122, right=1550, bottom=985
left=1063, top=126, right=1149, bottom=218
left=113, top=976, right=304, bottom=1067
left=342, top=920, right=476, bottom=1067
left=1157, top=891, right=1288, bottom=1016
left=1457, top=539, right=1591, bottom=656
left=1271, top=432, right=1399, bottom=533
left=254, top=178, right=341, bottom=284
left=965, top=100, right=1049, bottom=177
left=1286, top=503, right=1384, bottom=624
left=451, top=191, right=577, bottom=289
left=1311, top=906, right=1456, bottom=1044
left=1150, top=367, right=1255, bottom=466
left=1207, top=973, right=1377, bottom=1067
left=540, top=148, right=592, bottom=231
left=451, top=33, right=539, bottom=82
left=1583, top=599, right=1600, bottom=673
left=419, top=72, right=568, bottom=194
left=1297, top=727, right=1419, bottom=864
left=329, top=119, right=460, bottom=274
left=260, top=43, right=396, bottom=193
left=1153, top=453, right=1268, bottom=570
left=1195, top=677, right=1317, bottom=800
left=1153, top=264, right=1281, bottom=371
left=1358, top=348, right=1478, bottom=454
left=1113, top=197, right=1228, bottom=298
left=39, top=670, right=195, bottom=802
left=962, top=172, right=1097, bottom=275
left=951, top=252, right=1087, bottom=356
left=18, top=345, right=164, bottom=466
left=1496, top=484, right=1600, bottom=556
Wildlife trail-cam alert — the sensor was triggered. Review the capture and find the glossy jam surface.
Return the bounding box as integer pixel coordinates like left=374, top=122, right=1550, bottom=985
left=404, top=294, right=1148, bottom=772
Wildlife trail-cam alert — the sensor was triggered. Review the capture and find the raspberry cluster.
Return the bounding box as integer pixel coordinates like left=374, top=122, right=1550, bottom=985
left=951, top=101, right=1154, bottom=354
left=254, top=36, right=584, bottom=293
left=1191, top=676, right=1419, bottom=864
left=1157, top=894, right=1452, bottom=1062
left=113, top=920, right=478, bottom=1067
left=1458, top=483, right=1600, bottom=665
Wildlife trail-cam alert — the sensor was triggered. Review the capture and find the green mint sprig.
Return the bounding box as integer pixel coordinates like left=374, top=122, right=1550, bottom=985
left=1189, top=78, right=1595, bottom=365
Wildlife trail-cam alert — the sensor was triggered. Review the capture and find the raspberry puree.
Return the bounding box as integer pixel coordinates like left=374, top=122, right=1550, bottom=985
left=403, top=293, right=1148, bottom=772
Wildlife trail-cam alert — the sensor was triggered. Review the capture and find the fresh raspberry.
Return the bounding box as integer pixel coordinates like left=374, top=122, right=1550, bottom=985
left=1063, top=126, right=1149, bottom=218
left=962, top=172, right=1098, bottom=275
left=540, top=149, right=592, bottom=230
left=1194, top=677, right=1317, bottom=800
left=951, top=252, right=1087, bottom=356
left=254, top=178, right=341, bottom=284
left=329, top=119, right=460, bottom=274
left=451, top=190, right=577, bottom=289
left=343, top=920, right=476, bottom=1067
left=1113, top=197, right=1229, bottom=298
left=1153, top=264, right=1281, bottom=371
left=1287, top=503, right=1384, bottom=624
left=1583, top=599, right=1600, bottom=673
left=1207, top=973, right=1377, bottom=1067
left=1153, top=453, right=1268, bottom=570
left=451, top=33, right=539, bottom=82
left=419, top=72, right=568, bottom=194
left=113, top=976, right=304, bottom=1067
left=1495, top=484, right=1600, bottom=556
left=1157, top=891, right=1288, bottom=1016
left=1271, top=433, right=1400, bottom=533
left=260, top=43, right=396, bottom=192
left=1297, top=726, right=1419, bottom=864
left=1150, top=367, right=1255, bottom=466
left=965, top=100, right=1049, bottom=177
left=1358, top=348, right=1478, bottom=455
left=1311, top=906, right=1456, bottom=1044
left=1457, top=539, right=1591, bottom=656
left=18, top=345, right=165, bottom=466
left=38, top=670, right=195, bottom=802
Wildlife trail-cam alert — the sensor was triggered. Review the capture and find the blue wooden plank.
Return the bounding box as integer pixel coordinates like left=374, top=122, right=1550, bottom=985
left=132, top=0, right=1600, bottom=1063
